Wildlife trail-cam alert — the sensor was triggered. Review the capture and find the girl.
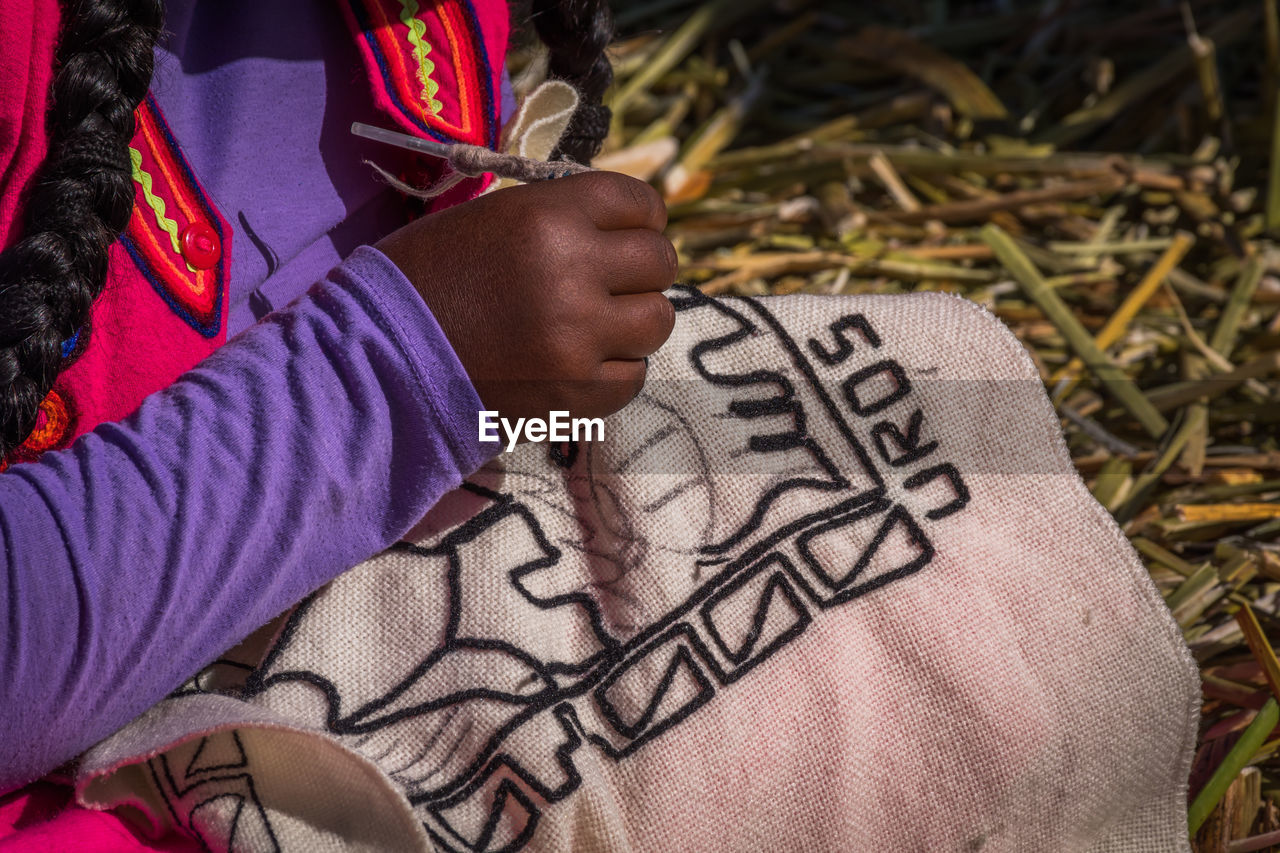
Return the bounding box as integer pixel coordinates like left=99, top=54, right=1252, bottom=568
left=0, top=0, right=673, bottom=831
left=0, top=2, right=1203, bottom=850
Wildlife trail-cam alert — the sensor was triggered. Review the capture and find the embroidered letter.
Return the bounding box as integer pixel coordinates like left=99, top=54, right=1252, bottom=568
left=807, top=314, right=881, bottom=365
left=842, top=359, right=911, bottom=417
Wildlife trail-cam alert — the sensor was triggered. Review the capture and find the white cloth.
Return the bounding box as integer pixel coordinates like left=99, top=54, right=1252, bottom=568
left=80, top=288, right=1199, bottom=852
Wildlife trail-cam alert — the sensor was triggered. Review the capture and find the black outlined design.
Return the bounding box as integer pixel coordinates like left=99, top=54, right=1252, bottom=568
left=904, top=463, right=971, bottom=520
left=218, top=286, right=973, bottom=852
left=681, top=291, right=880, bottom=556
left=146, top=731, right=280, bottom=853
left=591, top=625, right=716, bottom=754
left=185, top=731, right=249, bottom=777
left=698, top=554, right=812, bottom=683
left=795, top=503, right=935, bottom=603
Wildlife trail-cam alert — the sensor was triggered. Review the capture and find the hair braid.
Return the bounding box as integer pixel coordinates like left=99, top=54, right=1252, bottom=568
left=0, top=0, right=162, bottom=457
left=531, top=0, right=614, bottom=164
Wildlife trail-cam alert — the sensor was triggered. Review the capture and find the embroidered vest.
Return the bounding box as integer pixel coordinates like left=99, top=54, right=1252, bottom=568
left=1, top=0, right=508, bottom=468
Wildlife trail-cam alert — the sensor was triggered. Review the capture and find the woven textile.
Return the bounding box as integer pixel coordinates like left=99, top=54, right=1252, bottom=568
left=78, top=288, right=1198, bottom=852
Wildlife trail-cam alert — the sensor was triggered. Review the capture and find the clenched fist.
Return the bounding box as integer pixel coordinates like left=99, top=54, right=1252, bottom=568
left=378, top=171, right=677, bottom=422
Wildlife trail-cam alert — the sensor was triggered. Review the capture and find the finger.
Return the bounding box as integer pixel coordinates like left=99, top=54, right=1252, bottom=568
left=555, top=359, right=645, bottom=420
left=594, top=358, right=648, bottom=414
left=567, top=171, right=668, bottom=232
left=600, top=229, right=679, bottom=295
left=602, top=292, right=676, bottom=360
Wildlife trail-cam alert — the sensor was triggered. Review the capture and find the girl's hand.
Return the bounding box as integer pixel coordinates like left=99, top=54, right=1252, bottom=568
left=378, top=171, right=677, bottom=422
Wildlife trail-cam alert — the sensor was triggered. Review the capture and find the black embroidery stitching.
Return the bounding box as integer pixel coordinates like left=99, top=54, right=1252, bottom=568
left=794, top=504, right=935, bottom=605
left=475, top=778, right=540, bottom=852
left=731, top=293, right=886, bottom=490
left=871, top=408, right=939, bottom=467
left=697, top=554, right=811, bottom=683
left=146, top=758, right=189, bottom=843
left=189, top=794, right=246, bottom=852
left=148, top=752, right=281, bottom=853
left=806, top=313, right=881, bottom=365
left=842, top=359, right=912, bottom=417
left=548, top=441, right=578, bottom=468
left=677, top=290, right=872, bottom=555
left=181, top=777, right=280, bottom=853
left=903, top=463, right=971, bottom=520
left=424, top=776, right=540, bottom=853
left=425, top=705, right=586, bottom=816
left=184, top=731, right=249, bottom=778
left=591, top=624, right=715, bottom=752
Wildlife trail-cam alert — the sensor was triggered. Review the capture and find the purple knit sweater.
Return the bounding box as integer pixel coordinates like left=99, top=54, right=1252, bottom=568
left=0, top=2, right=503, bottom=791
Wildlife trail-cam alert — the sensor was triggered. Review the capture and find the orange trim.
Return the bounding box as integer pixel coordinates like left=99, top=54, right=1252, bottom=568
left=369, top=0, right=474, bottom=137
left=440, top=3, right=473, bottom=132
left=138, top=112, right=199, bottom=228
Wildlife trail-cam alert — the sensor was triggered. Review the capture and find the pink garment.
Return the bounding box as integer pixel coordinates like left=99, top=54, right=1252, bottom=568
left=0, top=783, right=200, bottom=852
left=0, top=0, right=57, bottom=249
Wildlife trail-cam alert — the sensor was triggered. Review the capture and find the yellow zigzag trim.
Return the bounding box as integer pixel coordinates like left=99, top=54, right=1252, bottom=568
left=397, top=0, right=444, bottom=116
left=129, top=147, right=195, bottom=271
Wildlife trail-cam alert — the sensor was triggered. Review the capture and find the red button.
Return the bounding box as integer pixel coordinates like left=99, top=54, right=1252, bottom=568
left=180, top=222, right=221, bottom=270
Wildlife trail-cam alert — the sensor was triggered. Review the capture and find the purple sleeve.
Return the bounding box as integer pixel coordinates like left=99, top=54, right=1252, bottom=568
left=0, top=245, right=495, bottom=792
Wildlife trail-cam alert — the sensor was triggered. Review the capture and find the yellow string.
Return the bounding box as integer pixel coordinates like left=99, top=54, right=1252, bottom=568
left=397, top=0, right=443, bottom=116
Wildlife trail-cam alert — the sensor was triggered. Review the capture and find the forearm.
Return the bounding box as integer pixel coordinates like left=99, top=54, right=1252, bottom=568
left=0, top=245, right=491, bottom=791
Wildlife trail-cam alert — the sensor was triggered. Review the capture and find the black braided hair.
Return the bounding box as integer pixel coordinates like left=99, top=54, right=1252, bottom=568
left=0, top=0, right=163, bottom=458
left=531, top=0, right=614, bottom=164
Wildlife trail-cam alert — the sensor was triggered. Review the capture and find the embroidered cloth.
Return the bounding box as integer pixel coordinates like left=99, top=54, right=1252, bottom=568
left=77, top=288, right=1199, bottom=852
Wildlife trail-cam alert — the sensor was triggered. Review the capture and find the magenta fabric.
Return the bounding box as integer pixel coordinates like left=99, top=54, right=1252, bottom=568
left=0, top=782, right=201, bottom=852
left=0, top=0, right=58, bottom=249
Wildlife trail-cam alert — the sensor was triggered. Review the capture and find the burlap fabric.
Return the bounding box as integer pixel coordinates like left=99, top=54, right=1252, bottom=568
left=78, top=287, right=1200, bottom=852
